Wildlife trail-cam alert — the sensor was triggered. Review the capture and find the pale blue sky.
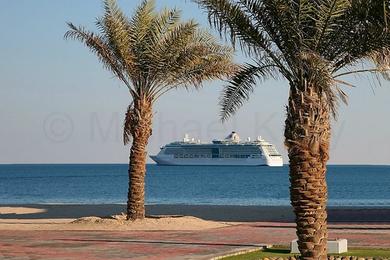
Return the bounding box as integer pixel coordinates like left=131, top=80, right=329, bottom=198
left=0, top=0, right=389, bottom=164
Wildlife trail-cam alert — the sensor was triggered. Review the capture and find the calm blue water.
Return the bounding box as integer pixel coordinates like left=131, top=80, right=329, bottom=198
left=0, top=164, right=389, bottom=207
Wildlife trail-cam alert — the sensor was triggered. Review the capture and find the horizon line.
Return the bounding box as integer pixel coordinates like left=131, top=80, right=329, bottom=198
left=0, top=163, right=390, bottom=166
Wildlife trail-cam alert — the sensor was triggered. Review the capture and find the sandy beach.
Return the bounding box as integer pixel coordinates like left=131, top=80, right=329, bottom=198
left=1, top=204, right=390, bottom=231
left=0, top=215, right=232, bottom=231
left=0, top=204, right=238, bottom=231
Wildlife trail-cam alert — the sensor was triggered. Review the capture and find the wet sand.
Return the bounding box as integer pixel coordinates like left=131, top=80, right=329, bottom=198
left=1, top=204, right=390, bottom=223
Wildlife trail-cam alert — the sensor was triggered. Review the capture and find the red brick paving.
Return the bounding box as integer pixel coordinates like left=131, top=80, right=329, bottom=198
left=1, top=223, right=389, bottom=259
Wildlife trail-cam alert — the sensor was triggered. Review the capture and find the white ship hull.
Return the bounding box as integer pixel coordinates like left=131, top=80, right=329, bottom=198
left=150, top=132, right=283, bottom=167
left=150, top=155, right=283, bottom=166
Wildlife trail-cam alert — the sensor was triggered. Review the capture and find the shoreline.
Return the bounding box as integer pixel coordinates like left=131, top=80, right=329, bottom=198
left=1, top=204, right=390, bottom=223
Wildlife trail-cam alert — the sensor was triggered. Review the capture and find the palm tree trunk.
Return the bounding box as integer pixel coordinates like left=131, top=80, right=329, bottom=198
left=127, top=98, right=153, bottom=220
left=285, top=81, right=331, bottom=260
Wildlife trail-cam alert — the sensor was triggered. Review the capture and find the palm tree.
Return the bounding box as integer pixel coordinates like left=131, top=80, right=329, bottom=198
left=65, top=0, right=236, bottom=220
left=195, top=0, right=390, bottom=259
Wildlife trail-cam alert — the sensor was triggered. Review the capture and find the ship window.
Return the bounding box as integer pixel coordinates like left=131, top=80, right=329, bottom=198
left=164, top=148, right=184, bottom=155
left=184, top=154, right=189, bottom=158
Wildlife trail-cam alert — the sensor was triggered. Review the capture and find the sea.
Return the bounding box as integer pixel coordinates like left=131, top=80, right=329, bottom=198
left=0, top=164, right=389, bottom=207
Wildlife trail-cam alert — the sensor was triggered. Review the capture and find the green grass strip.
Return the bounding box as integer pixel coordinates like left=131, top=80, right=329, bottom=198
left=222, top=248, right=390, bottom=260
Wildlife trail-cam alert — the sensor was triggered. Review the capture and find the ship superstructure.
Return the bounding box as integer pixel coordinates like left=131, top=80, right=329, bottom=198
left=150, top=132, right=283, bottom=166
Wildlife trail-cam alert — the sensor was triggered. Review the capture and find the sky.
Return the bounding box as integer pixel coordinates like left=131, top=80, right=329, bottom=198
left=0, top=0, right=389, bottom=165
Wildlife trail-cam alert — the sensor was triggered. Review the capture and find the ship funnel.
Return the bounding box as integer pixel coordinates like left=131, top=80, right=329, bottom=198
left=226, top=131, right=240, bottom=142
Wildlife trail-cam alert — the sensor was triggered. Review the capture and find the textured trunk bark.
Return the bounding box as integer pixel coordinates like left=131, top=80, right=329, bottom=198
left=127, top=98, right=153, bottom=220
left=285, top=80, right=331, bottom=260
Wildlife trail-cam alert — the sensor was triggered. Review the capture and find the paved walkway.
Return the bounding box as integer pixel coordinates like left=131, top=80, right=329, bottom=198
left=1, top=223, right=390, bottom=260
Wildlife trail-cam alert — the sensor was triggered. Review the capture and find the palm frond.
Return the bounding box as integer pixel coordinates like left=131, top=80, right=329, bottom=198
left=169, top=30, right=235, bottom=80
left=133, top=7, right=182, bottom=94
left=313, top=0, right=351, bottom=50
left=129, top=0, right=155, bottom=43
left=328, top=1, right=390, bottom=70
left=220, top=62, right=278, bottom=121
left=240, top=0, right=300, bottom=64
left=149, top=20, right=198, bottom=77
left=195, top=1, right=270, bottom=55
left=195, top=0, right=293, bottom=81
left=123, top=102, right=134, bottom=145
left=150, top=29, right=236, bottom=100
left=98, top=0, right=135, bottom=72
left=146, top=7, right=181, bottom=48
left=335, top=85, right=348, bottom=105
left=291, top=0, right=314, bottom=26
left=64, top=22, right=133, bottom=92
left=127, top=0, right=156, bottom=95
left=67, top=0, right=236, bottom=123
left=369, top=47, right=390, bottom=80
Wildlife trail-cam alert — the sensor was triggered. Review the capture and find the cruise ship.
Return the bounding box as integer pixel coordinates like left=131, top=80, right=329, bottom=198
left=150, top=132, right=283, bottom=166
